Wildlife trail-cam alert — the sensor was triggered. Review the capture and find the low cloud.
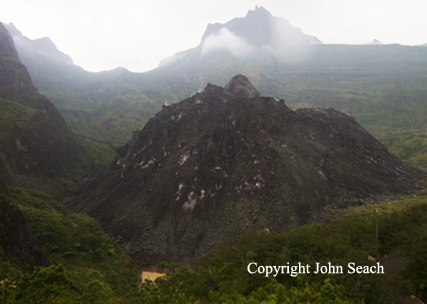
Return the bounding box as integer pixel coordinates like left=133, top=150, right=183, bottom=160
left=201, top=28, right=255, bottom=57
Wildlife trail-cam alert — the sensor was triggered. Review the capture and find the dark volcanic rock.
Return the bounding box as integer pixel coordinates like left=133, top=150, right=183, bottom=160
left=63, top=75, right=425, bottom=260
left=225, top=74, right=260, bottom=98
left=0, top=194, right=49, bottom=267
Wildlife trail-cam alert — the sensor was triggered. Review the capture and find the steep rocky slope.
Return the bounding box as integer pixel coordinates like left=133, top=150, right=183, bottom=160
left=64, top=75, right=425, bottom=261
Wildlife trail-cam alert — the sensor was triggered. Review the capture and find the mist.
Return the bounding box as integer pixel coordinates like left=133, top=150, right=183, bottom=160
left=201, top=28, right=255, bottom=58
left=200, top=19, right=316, bottom=63
left=266, top=17, right=319, bottom=62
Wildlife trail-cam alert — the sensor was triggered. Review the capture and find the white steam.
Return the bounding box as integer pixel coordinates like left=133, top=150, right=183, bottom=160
left=201, top=28, right=255, bottom=57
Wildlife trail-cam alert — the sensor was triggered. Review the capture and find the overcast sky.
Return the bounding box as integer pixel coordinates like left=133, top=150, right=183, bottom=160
left=2, top=0, right=426, bottom=72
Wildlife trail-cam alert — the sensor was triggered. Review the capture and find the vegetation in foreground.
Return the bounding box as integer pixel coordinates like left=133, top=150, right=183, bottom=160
left=1, top=183, right=426, bottom=303
left=138, top=186, right=427, bottom=304
left=0, top=188, right=140, bottom=303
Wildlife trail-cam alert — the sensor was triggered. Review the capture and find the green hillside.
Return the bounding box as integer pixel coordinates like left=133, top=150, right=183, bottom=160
left=2, top=183, right=426, bottom=303
left=0, top=22, right=115, bottom=199
left=137, top=185, right=427, bottom=304
left=0, top=97, right=115, bottom=199
left=252, top=45, right=427, bottom=167
left=0, top=188, right=140, bottom=303
left=23, top=62, right=161, bottom=148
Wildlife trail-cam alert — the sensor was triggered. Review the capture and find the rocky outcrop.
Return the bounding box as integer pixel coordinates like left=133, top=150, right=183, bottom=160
left=64, top=75, right=425, bottom=261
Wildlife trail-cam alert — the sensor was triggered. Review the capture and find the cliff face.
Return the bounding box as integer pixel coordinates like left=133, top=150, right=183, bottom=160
left=0, top=22, right=78, bottom=180
left=64, top=75, right=425, bottom=261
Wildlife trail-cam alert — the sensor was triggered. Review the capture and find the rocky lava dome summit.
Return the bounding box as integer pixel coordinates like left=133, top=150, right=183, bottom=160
left=63, top=75, right=425, bottom=262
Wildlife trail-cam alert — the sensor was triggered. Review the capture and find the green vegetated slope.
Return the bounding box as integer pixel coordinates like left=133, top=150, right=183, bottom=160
left=0, top=95, right=115, bottom=199
left=3, top=21, right=161, bottom=149
left=3, top=182, right=427, bottom=303
left=0, top=22, right=115, bottom=199
left=138, top=185, right=427, bottom=304
left=38, top=68, right=161, bottom=149
left=0, top=192, right=49, bottom=285
left=22, top=59, right=161, bottom=148
left=258, top=45, right=427, bottom=168
left=0, top=188, right=140, bottom=303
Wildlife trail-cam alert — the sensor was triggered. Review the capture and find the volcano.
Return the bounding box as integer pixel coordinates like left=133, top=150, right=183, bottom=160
left=63, top=75, right=424, bottom=261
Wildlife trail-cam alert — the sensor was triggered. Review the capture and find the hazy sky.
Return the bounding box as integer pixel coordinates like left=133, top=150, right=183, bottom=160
left=2, top=0, right=426, bottom=72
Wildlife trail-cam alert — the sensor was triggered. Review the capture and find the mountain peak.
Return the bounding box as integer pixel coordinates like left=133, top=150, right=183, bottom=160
left=4, top=22, right=73, bottom=65
left=370, top=39, right=382, bottom=45
left=201, top=7, right=321, bottom=49
left=225, top=74, right=260, bottom=98
left=246, top=5, right=272, bottom=18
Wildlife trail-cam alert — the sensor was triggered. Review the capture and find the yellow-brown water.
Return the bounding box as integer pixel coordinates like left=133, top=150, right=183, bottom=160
left=141, top=271, right=166, bottom=283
